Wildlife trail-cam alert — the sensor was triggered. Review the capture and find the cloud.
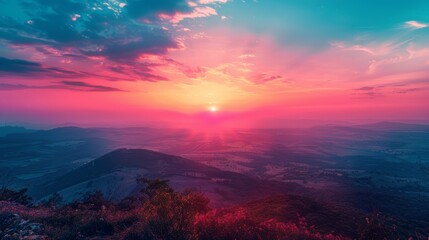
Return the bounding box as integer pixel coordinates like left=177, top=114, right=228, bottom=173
left=0, top=0, right=227, bottom=83
left=0, top=0, right=197, bottom=80
left=167, top=6, right=218, bottom=23
left=0, top=57, right=136, bottom=81
left=0, top=81, right=123, bottom=92
left=0, top=57, right=86, bottom=78
left=163, top=58, right=207, bottom=78
left=108, top=64, right=168, bottom=82
left=354, top=86, right=375, bottom=91
left=126, top=0, right=192, bottom=20
left=59, top=81, right=124, bottom=91
left=404, top=20, right=428, bottom=29
left=0, top=57, right=46, bottom=74
left=199, top=0, right=229, bottom=4
left=250, top=73, right=283, bottom=84
left=330, top=41, right=410, bottom=56
left=352, top=79, right=429, bottom=98
left=0, top=83, right=32, bottom=90
left=238, top=54, right=255, bottom=59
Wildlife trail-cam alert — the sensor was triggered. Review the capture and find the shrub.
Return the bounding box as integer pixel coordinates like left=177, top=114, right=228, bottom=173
left=0, top=188, right=32, bottom=205
left=0, top=179, right=351, bottom=240
left=139, top=187, right=210, bottom=240
left=79, top=217, right=114, bottom=236
left=195, top=208, right=343, bottom=240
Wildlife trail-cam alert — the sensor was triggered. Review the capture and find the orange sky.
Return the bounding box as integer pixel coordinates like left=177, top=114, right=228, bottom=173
left=1, top=1, right=428, bottom=127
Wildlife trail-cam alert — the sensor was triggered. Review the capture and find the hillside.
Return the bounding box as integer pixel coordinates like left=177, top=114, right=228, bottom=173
left=37, top=148, right=305, bottom=206
left=0, top=182, right=376, bottom=240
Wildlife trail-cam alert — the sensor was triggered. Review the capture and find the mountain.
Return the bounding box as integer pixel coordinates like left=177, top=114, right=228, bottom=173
left=355, top=121, right=429, bottom=131
left=0, top=126, right=34, bottom=137
left=37, top=148, right=305, bottom=205
left=5, top=126, right=106, bottom=140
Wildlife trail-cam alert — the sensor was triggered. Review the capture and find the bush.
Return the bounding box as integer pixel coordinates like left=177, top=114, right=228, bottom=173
left=0, top=179, right=351, bottom=240
left=137, top=187, right=210, bottom=240
left=41, top=192, right=63, bottom=208
left=0, top=188, right=32, bottom=205
left=195, top=208, right=342, bottom=240
left=79, top=217, right=114, bottom=236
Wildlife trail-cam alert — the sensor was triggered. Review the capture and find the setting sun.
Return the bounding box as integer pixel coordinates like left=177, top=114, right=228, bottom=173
left=210, top=106, right=218, bottom=112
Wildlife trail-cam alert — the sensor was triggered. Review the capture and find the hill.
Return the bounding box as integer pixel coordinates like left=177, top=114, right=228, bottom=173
left=37, top=148, right=306, bottom=206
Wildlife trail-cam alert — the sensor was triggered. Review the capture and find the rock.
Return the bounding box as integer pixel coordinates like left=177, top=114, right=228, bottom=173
left=0, top=213, right=47, bottom=240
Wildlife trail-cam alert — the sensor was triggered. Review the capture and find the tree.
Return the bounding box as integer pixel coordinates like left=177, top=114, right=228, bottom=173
left=43, top=192, right=63, bottom=208
left=0, top=188, right=32, bottom=205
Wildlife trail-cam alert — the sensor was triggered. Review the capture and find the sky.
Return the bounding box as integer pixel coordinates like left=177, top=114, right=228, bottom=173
left=0, top=0, right=428, bottom=128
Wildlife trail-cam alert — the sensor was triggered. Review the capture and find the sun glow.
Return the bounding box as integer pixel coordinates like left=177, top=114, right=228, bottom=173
left=210, top=106, right=218, bottom=112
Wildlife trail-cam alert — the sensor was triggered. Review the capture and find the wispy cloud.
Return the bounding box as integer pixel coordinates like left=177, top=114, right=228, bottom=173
left=199, top=0, right=229, bottom=4
left=404, top=20, right=428, bottom=29
left=60, top=81, right=124, bottom=92
left=0, top=57, right=135, bottom=81
left=0, top=81, right=123, bottom=92
left=250, top=73, right=283, bottom=84
left=167, top=6, right=218, bottom=23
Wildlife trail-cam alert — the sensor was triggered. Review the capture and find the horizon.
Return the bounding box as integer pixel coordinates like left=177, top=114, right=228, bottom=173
left=2, top=119, right=429, bottom=131
left=1, top=0, right=429, bottom=127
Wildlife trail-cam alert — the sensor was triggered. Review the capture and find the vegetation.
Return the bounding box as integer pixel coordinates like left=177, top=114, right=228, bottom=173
left=0, top=178, right=420, bottom=240
left=0, top=188, right=32, bottom=205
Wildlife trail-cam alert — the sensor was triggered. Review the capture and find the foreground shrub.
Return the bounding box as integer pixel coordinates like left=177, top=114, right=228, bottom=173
left=0, top=188, right=32, bottom=205
left=3, top=179, right=405, bottom=240
left=125, top=183, right=210, bottom=240
left=195, top=208, right=343, bottom=240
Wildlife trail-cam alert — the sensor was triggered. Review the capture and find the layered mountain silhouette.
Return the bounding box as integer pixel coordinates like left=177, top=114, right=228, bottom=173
left=38, top=148, right=303, bottom=205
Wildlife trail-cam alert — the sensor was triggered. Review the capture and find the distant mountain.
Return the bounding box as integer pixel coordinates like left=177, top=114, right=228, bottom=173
left=0, top=126, right=34, bottom=137
left=37, top=148, right=303, bottom=205
left=5, top=126, right=106, bottom=140
left=355, top=121, right=429, bottom=131
left=42, top=148, right=217, bottom=190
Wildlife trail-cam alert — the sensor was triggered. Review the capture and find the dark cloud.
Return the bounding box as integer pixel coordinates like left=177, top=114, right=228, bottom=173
left=354, top=86, right=375, bottom=91
left=352, top=82, right=428, bottom=98
left=0, top=0, right=195, bottom=81
left=82, top=28, right=176, bottom=62
left=60, top=81, right=124, bottom=91
left=352, top=86, right=380, bottom=98
left=126, top=0, right=192, bottom=20
left=0, top=57, right=88, bottom=78
left=0, top=57, right=46, bottom=74
left=0, top=0, right=179, bottom=55
left=109, top=65, right=167, bottom=81
left=0, top=81, right=123, bottom=92
left=395, top=87, right=424, bottom=94
left=0, top=57, right=128, bottom=81
left=0, top=83, right=31, bottom=90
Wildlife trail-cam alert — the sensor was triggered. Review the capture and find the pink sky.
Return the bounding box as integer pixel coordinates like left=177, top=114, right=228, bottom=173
left=0, top=0, right=428, bottom=127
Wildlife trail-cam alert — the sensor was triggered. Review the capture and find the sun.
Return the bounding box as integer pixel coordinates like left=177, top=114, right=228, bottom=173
left=210, top=106, right=218, bottom=112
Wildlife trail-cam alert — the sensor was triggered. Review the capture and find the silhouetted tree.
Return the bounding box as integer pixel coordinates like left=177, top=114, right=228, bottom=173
left=0, top=188, right=32, bottom=205
left=127, top=182, right=210, bottom=240
left=80, top=191, right=107, bottom=211
left=43, top=192, right=63, bottom=208
left=138, top=177, right=172, bottom=198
